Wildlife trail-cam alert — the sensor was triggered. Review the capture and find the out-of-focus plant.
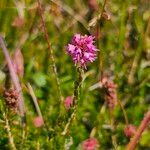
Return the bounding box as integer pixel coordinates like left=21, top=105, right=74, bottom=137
left=0, top=0, right=149, bottom=149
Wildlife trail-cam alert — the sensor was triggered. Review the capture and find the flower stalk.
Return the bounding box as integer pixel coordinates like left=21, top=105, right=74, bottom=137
left=62, top=33, right=97, bottom=135
left=62, top=67, right=83, bottom=135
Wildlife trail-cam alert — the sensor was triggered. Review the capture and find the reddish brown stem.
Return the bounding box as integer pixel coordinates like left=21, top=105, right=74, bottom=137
left=126, top=111, right=150, bottom=150
left=36, top=0, right=62, bottom=103
left=97, top=0, right=107, bottom=81
left=0, top=36, right=26, bottom=123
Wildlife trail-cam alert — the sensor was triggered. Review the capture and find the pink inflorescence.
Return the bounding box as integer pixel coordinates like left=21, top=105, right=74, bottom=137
left=99, top=76, right=117, bottom=109
left=33, top=116, right=44, bottom=128
left=82, top=138, right=99, bottom=150
left=64, top=96, right=73, bottom=110
left=124, top=124, right=136, bottom=138
left=67, top=34, right=97, bottom=68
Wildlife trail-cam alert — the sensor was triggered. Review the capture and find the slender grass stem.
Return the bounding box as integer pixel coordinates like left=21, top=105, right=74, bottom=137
left=98, top=0, right=107, bottom=80
left=109, top=109, right=118, bottom=150
left=26, top=83, right=43, bottom=119
left=117, top=99, right=129, bottom=125
left=25, top=83, right=52, bottom=139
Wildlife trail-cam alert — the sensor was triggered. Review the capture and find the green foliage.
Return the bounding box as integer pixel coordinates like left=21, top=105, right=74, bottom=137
left=0, top=0, right=150, bottom=149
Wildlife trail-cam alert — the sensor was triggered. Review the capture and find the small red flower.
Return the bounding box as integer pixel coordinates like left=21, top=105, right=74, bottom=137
left=64, top=96, right=73, bottom=110
left=82, top=138, right=99, bottom=150
left=124, top=124, right=136, bottom=138
left=12, top=17, right=25, bottom=28
left=33, top=117, right=44, bottom=128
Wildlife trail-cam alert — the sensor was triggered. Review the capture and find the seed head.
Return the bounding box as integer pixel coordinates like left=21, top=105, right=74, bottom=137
left=99, top=76, right=117, bottom=109
left=4, top=88, right=19, bottom=111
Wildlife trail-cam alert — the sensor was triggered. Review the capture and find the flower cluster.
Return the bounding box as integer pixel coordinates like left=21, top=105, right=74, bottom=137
left=67, top=34, right=97, bottom=68
left=82, top=138, right=99, bottom=150
left=99, top=76, right=117, bottom=109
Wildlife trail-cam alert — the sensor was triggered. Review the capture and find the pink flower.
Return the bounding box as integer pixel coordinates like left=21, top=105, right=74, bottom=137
left=124, top=124, right=136, bottom=138
left=12, top=17, right=25, bottom=28
left=67, top=34, right=97, bottom=68
left=64, top=96, right=73, bottom=110
left=33, top=117, right=44, bottom=127
left=99, top=76, right=117, bottom=109
left=12, top=49, right=24, bottom=78
left=82, top=138, right=99, bottom=150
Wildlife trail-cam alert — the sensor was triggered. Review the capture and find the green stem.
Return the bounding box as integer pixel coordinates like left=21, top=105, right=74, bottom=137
left=62, top=67, right=83, bottom=135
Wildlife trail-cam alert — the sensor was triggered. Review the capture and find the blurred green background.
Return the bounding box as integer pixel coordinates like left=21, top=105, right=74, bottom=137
left=0, top=0, right=150, bottom=149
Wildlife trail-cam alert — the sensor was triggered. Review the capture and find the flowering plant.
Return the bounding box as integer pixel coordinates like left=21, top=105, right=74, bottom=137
left=67, top=34, right=97, bottom=69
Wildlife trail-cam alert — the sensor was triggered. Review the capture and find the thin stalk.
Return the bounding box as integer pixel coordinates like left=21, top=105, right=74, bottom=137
left=118, top=99, right=129, bottom=125
left=36, top=0, right=63, bottom=103
left=98, top=0, right=107, bottom=80
left=126, top=111, right=150, bottom=150
left=3, top=111, right=16, bottom=150
left=90, top=102, right=106, bottom=138
left=62, top=67, right=83, bottom=135
left=36, top=140, right=40, bottom=150
left=89, top=0, right=107, bottom=80
left=0, top=36, right=26, bottom=125
left=109, top=109, right=118, bottom=150
left=25, top=83, right=53, bottom=139
left=27, top=83, right=43, bottom=119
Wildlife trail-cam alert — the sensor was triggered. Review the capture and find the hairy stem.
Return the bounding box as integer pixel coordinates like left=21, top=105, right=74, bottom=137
left=3, top=111, right=16, bottom=150
left=126, top=111, right=150, bottom=150
left=62, top=67, right=83, bottom=135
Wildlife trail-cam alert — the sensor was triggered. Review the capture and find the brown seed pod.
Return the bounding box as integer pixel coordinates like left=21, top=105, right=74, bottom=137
left=4, top=88, right=19, bottom=111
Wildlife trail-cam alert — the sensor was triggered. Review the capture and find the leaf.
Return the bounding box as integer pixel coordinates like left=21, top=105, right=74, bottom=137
left=33, top=72, right=47, bottom=87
